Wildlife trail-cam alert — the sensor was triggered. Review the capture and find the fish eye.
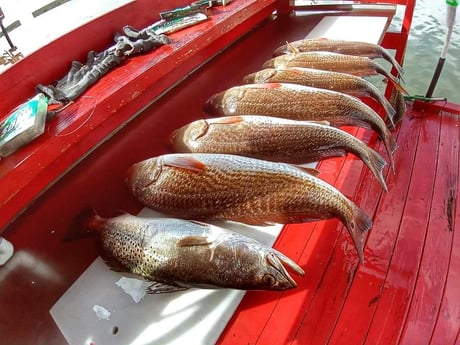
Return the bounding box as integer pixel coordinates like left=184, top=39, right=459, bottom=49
left=263, top=273, right=277, bottom=286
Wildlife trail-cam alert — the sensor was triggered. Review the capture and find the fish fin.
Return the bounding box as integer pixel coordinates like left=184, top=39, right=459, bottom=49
left=292, top=165, right=321, bottom=177
left=231, top=217, right=277, bottom=226
left=346, top=205, right=373, bottom=263
left=64, top=207, right=101, bottom=242
left=101, top=252, right=129, bottom=273
left=304, top=120, right=331, bottom=126
left=364, top=149, right=388, bottom=192
left=163, top=155, right=206, bottom=173
left=146, top=282, right=189, bottom=294
left=286, top=41, right=300, bottom=54
left=380, top=47, right=405, bottom=79
left=176, top=236, right=212, bottom=247
left=211, top=116, right=244, bottom=124
left=375, top=63, right=409, bottom=95
left=382, top=130, right=397, bottom=174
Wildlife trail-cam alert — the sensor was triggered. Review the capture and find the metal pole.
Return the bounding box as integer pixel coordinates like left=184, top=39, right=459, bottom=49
left=425, top=0, right=457, bottom=98
left=0, top=7, right=16, bottom=50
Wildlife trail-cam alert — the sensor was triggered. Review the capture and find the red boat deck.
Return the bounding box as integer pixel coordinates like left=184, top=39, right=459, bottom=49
left=219, top=105, right=460, bottom=345
left=1, top=1, right=459, bottom=344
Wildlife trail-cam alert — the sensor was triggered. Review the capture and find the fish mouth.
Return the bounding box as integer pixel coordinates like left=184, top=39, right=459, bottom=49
left=266, top=251, right=305, bottom=288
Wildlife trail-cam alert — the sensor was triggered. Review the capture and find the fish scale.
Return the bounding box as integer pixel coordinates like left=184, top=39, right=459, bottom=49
left=79, top=210, right=304, bottom=292
left=126, top=153, right=373, bottom=261
left=203, top=83, right=397, bottom=171
left=170, top=116, right=388, bottom=190
left=242, top=67, right=397, bottom=125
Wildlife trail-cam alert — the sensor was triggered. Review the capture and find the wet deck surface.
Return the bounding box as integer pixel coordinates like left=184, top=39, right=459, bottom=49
left=219, top=106, right=460, bottom=345
left=0, top=7, right=459, bottom=345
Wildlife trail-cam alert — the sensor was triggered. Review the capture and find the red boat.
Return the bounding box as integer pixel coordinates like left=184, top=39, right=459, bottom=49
left=0, top=1, right=459, bottom=344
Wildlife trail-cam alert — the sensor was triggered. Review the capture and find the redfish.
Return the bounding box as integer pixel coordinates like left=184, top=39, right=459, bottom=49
left=273, top=38, right=404, bottom=77
left=262, top=52, right=408, bottom=95
left=242, top=67, right=396, bottom=127
left=126, top=153, right=373, bottom=261
left=78, top=209, right=305, bottom=293
left=203, top=83, right=396, bottom=171
left=170, top=115, right=388, bottom=191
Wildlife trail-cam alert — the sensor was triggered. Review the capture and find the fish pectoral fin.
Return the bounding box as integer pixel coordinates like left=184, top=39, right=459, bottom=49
left=304, top=120, right=331, bottom=126
left=146, top=282, right=189, bottom=294
left=176, top=235, right=212, bottom=247
left=163, top=155, right=206, bottom=173
left=292, top=165, right=321, bottom=177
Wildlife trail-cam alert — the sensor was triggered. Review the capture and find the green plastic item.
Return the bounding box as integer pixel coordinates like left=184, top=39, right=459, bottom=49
left=0, top=93, right=48, bottom=157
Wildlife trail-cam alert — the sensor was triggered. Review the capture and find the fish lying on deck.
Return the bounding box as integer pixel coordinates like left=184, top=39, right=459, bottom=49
left=262, top=52, right=408, bottom=96
left=203, top=83, right=397, bottom=171
left=78, top=209, right=305, bottom=293
left=126, top=153, right=373, bottom=261
left=273, top=38, right=404, bottom=77
left=170, top=116, right=388, bottom=191
left=242, top=67, right=396, bottom=127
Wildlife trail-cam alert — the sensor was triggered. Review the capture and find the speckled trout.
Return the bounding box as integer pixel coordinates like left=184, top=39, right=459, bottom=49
left=273, top=39, right=404, bottom=77
left=78, top=209, right=305, bottom=293
left=170, top=115, right=388, bottom=191
left=262, top=51, right=407, bottom=95
left=203, top=83, right=397, bottom=171
left=242, top=67, right=396, bottom=127
left=126, top=153, right=373, bottom=261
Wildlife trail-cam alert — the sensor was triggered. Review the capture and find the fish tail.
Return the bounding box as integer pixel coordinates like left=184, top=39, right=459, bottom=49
left=383, top=129, right=397, bottom=174
left=358, top=79, right=396, bottom=128
left=346, top=204, right=373, bottom=263
left=379, top=47, right=405, bottom=79
left=64, top=207, right=101, bottom=242
left=390, top=88, right=407, bottom=126
left=365, top=148, right=389, bottom=192
left=375, top=63, right=409, bottom=95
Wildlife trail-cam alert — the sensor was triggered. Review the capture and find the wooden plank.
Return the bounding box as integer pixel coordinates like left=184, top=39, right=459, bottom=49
left=289, top=128, right=376, bottom=344
left=430, top=120, right=460, bottom=342
left=364, top=112, right=442, bottom=344
left=399, top=112, right=458, bottom=344
left=326, top=107, right=417, bottom=344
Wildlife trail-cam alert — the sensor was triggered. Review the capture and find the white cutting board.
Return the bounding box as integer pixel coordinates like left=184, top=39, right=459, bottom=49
left=50, top=13, right=391, bottom=345
left=50, top=208, right=283, bottom=345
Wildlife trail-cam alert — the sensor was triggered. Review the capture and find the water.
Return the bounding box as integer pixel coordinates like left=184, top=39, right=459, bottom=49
left=394, top=0, right=460, bottom=103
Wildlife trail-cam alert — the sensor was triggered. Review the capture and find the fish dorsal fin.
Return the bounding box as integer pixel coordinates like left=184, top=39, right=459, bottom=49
left=176, top=235, right=212, bottom=247
left=293, top=165, right=321, bottom=177
left=212, top=116, right=244, bottom=124
left=163, top=155, right=206, bottom=173
left=286, top=41, right=299, bottom=54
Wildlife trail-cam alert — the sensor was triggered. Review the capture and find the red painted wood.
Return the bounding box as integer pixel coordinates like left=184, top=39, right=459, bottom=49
left=326, top=106, right=418, bottom=344
left=430, top=125, right=460, bottom=343
left=413, top=100, right=460, bottom=116
left=0, top=0, right=278, bottom=233
left=399, top=112, right=458, bottom=344
left=364, top=111, right=442, bottom=344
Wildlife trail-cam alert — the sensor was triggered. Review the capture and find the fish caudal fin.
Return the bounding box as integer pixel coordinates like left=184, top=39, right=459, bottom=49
left=383, top=130, right=397, bottom=174
left=375, top=63, right=409, bottom=96
left=365, top=149, right=388, bottom=192
left=64, top=207, right=101, bottom=242
left=346, top=205, right=373, bottom=263
left=379, top=47, right=405, bottom=79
